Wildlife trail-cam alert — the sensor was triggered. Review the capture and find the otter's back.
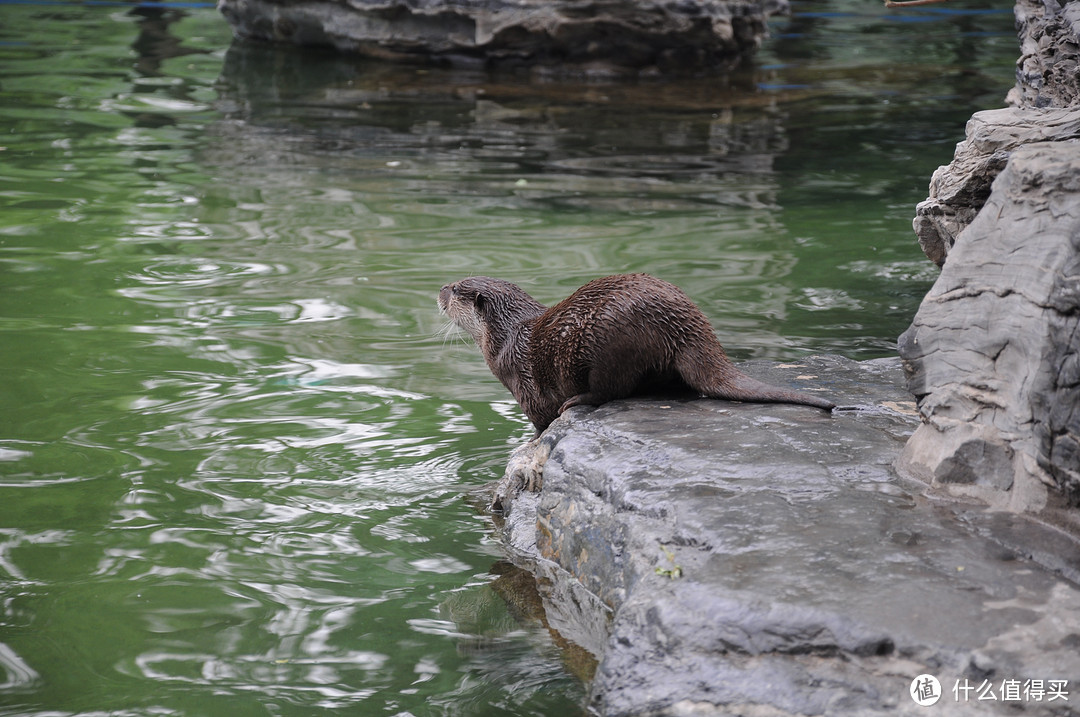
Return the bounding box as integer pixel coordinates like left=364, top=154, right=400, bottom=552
left=531, top=273, right=716, bottom=378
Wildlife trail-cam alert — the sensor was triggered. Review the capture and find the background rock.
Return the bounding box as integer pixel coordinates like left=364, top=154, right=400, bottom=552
left=498, top=356, right=1080, bottom=716
left=217, top=0, right=788, bottom=74
left=1011, top=0, right=1080, bottom=109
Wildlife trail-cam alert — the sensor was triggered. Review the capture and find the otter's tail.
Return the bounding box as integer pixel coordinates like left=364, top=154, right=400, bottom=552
left=702, top=371, right=836, bottom=412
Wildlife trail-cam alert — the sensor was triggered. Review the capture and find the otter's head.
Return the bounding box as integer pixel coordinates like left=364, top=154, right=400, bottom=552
left=438, top=277, right=546, bottom=356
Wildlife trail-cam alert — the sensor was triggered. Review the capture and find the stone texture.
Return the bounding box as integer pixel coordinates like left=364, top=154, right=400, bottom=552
left=902, top=0, right=1080, bottom=516
left=899, top=140, right=1080, bottom=514
left=1010, top=0, right=1080, bottom=109
left=217, top=0, right=788, bottom=74
left=495, top=356, right=1080, bottom=716
left=913, top=0, right=1080, bottom=267
left=911, top=107, right=1080, bottom=266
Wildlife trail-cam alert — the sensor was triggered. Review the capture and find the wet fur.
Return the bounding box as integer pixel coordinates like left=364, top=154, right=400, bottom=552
left=438, top=273, right=835, bottom=432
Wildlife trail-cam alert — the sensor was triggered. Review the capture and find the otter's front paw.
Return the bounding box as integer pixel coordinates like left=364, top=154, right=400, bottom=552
left=489, top=436, right=553, bottom=513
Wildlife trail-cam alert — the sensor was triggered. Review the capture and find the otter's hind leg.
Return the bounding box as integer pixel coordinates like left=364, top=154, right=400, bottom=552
left=673, top=341, right=739, bottom=397
left=558, top=365, right=645, bottom=415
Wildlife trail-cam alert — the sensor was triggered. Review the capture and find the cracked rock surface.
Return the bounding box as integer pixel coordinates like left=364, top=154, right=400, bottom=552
left=496, top=356, right=1080, bottom=716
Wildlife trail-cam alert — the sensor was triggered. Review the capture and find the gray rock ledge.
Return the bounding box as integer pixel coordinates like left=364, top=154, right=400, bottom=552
left=217, top=0, right=787, bottom=74
left=493, top=355, right=1080, bottom=717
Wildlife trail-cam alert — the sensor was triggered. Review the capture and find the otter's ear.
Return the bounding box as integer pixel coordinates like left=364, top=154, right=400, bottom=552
left=474, top=293, right=487, bottom=311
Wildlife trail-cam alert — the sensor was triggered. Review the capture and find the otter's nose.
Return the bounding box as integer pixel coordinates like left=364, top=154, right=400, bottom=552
left=437, top=284, right=453, bottom=311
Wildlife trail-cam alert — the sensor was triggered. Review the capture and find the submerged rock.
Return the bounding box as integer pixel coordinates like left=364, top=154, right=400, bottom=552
left=495, top=356, right=1080, bottom=716
left=217, top=0, right=787, bottom=74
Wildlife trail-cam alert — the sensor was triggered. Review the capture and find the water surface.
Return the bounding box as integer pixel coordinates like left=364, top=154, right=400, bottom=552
left=0, top=1, right=1016, bottom=715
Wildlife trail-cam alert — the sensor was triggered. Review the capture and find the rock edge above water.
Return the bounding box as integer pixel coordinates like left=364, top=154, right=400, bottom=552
left=911, top=107, right=1080, bottom=267
left=217, top=0, right=787, bottom=74
left=495, top=356, right=1080, bottom=717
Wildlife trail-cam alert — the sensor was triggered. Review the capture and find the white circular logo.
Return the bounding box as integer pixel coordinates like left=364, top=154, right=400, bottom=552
left=910, top=674, right=942, bottom=706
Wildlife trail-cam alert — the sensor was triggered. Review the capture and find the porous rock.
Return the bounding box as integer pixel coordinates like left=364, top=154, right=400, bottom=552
left=217, top=0, right=787, bottom=73
left=497, top=356, right=1080, bottom=716
left=1010, top=0, right=1080, bottom=109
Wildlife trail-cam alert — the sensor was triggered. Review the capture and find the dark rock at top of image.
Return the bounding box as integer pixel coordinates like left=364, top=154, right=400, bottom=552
left=217, top=0, right=788, bottom=74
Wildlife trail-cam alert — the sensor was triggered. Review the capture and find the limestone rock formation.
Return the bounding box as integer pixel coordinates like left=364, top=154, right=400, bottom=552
left=217, top=0, right=788, bottom=73
left=912, top=0, right=1080, bottom=266
left=899, top=141, right=1080, bottom=514
left=1011, top=0, right=1080, bottom=109
left=911, top=108, right=1080, bottom=266
left=900, top=0, right=1080, bottom=518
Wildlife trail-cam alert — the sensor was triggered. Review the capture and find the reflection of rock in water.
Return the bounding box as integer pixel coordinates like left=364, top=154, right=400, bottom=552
left=438, top=560, right=597, bottom=688
left=207, top=40, right=804, bottom=339
left=130, top=6, right=203, bottom=77
left=212, top=40, right=792, bottom=211
left=490, top=560, right=600, bottom=684
left=126, top=6, right=210, bottom=128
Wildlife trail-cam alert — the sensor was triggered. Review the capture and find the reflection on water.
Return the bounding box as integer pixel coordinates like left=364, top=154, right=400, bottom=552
left=0, top=1, right=1015, bottom=715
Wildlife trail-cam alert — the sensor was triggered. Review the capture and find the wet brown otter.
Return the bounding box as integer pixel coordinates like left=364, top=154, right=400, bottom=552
left=438, top=273, right=835, bottom=432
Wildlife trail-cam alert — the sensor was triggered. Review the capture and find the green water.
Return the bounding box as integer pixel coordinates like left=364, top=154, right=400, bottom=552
left=1, top=1, right=1016, bottom=715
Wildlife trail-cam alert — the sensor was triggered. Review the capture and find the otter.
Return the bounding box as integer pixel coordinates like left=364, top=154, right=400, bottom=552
left=438, top=273, right=835, bottom=432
